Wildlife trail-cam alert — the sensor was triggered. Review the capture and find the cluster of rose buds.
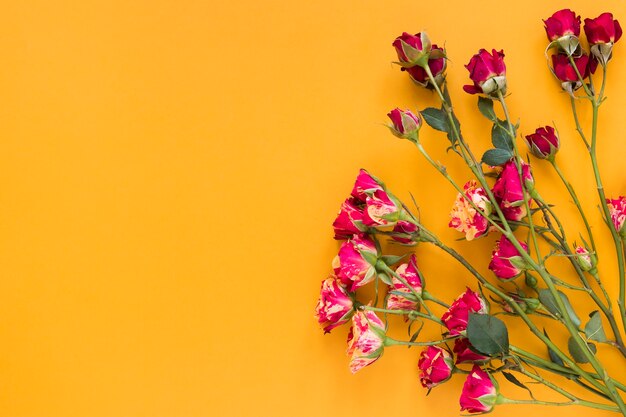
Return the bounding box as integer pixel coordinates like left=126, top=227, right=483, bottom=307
left=545, top=9, right=622, bottom=92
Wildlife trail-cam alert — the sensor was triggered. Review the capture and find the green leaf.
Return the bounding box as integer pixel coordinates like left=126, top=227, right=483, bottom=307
left=478, top=97, right=497, bottom=121
left=502, top=372, right=535, bottom=399
left=491, top=122, right=512, bottom=151
left=481, top=148, right=512, bottom=166
left=467, top=313, right=509, bottom=355
left=421, top=107, right=448, bottom=132
left=584, top=311, right=608, bottom=343
left=543, top=329, right=565, bottom=367
left=538, top=289, right=581, bottom=327
left=568, top=336, right=597, bottom=363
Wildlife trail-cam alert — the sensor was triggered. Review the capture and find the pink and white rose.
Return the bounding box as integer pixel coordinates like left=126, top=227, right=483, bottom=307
left=314, top=277, right=354, bottom=333
left=332, top=197, right=366, bottom=240
left=488, top=235, right=528, bottom=280
left=607, top=196, right=626, bottom=238
left=441, top=288, right=488, bottom=336
left=449, top=180, right=492, bottom=240
left=332, top=234, right=378, bottom=291
left=350, top=169, right=403, bottom=227
left=460, top=365, right=499, bottom=414
left=386, top=254, right=422, bottom=312
left=346, top=310, right=386, bottom=373
left=574, top=245, right=596, bottom=272
left=418, top=346, right=454, bottom=388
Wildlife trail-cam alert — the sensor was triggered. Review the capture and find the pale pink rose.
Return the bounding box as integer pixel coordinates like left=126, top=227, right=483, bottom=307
left=460, top=365, right=498, bottom=413
left=488, top=235, right=528, bottom=280
left=441, top=288, right=488, bottom=336
left=449, top=180, right=492, bottom=240
left=386, top=254, right=422, bottom=312
left=346, top=310, right=385, bottom=373
left=418, top=346, right=453, bottom=388
left=332, top=197, right=366, bottom=240
left=332, top=234, right=378, bottom=292
left=453, top=338, right=489, bottom=364
left=492, top=160, right=534, bottom=221
left=607, top=196, right=626, bottom=238
left=314, top=277, right=354, bottom=333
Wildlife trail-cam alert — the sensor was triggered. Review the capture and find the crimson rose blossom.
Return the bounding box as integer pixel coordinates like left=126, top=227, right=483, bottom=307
left=492, top=160, right=534, bottom=221
left=525, top=126, right=560, bottom=160
left=463, top=49, right=506, bottom=96
left=387, top=108, right=421, bottom=139
left=488, top=235, right=528, bottom=280
left=332, top=198, right=365, bottom=240
left=392, top=32, right=431, bottom=65
left=386, top=254, right=422, bottom=312
left=460, top=365, right=499, bottom=413
left=453, top=338, right=489, bottom=364
left=441, top=288, right=488, bottom=336
left=544, top=9, right=581, bottom=55
left=403, top=45, right=447, bottom=88
left=585, top=13, right=622, bottom=65
left=607, top=196, right=626, bottom=238
left=314, top=277, right=354, bottom=333
left=448, top=180, right=492, bottom=241
left=332, top=234, right=378, bottom=291
left=418, top=346, right=453, bottom=388
left=346, top=310, right=385, bottom=373
left=551, top=53, right=597, bottom=92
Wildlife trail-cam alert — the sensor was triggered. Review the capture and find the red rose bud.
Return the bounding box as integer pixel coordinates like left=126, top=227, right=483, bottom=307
left=460, top=365, right=499, bottom=414
left=551, top=53, right=597, bottom=93
left=607, top=196, right=626, bottom=238
left=525, top=126, right=560, bottom=160
left=350, top=169, right=406, bottom=227
left=386, top=254, right=423, bottom=312
left=392, top=32, right=432, bottom=66
left=574, top=245, right=596, bottom=272
left=418, top=346, right=454, bottom=388
left=314, top=277, right=354, bottom=333
left=492, top=160, right=534, bottom=221
left=390, top=220, right=419, bottom=245
left=402, top=45, right=447, bottom=88
left=463, top=49, right=506, bottom=96
left=544, top=9, right=581, bottom=55
left=346, top=310, right=385, bottom=373
left=488, top=235, right=529, bottom=280
left=332, top=198, right=366, bottom=240
left=441, top=288, right=488, bottom=336
left=453, top=338, right=489, bottom=364
left=387, top=108, right=422, bottom=140
left=584, top=13, right=623, bottom=65
left=449, top=180, right=493, bottom=241
left=500, top=293, right=540, bottom=314
left=332, top=234, right=378, bottom=291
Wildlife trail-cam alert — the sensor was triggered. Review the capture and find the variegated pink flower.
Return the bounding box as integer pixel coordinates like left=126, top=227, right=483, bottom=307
left=363, top=189, right=401, bottom=227
left=332, top=198, right=365, bottom=240
left=449, top=180, right=492, bottom=240
left=453, top=338, right=489, bottom=364
left=441, top=288, right=488, bottom=336
left=492, top=160, right=533, bottom=221
left=488, top=235, right=528, bottom=280
left=460, top=366, right=498, bottom=413
left=390, top=220, right=419, bottom=245
left=607, top=196, right=626, bottom=238
left=332, top=234, right=378, bottom=291
left=574, top=245, right=595, bottom=272
left=346, top=310, right=385, bottom=373
left=315, top=277, right=354, bottom=333
left=351, top=169, right=384, bottom=202
left=418, top=346, right=454, bottom=388
left=386, top=254, right=422, bottom=312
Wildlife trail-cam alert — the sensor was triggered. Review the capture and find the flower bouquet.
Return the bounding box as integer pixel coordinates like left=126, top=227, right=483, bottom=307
left=315, top=8, right=626, bottom=415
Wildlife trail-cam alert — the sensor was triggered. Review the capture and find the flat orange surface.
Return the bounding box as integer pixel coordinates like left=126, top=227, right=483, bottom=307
left=0, top=0, right=625, bottom=416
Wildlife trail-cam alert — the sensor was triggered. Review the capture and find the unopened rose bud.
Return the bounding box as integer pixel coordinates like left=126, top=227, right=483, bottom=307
left=584, top=13, right=622, bottom=66
left=460, top=366, right=499, bottom=414
left=544, top=9, right=582, bottom=55
left=492, top=160, right=534, bottom=221
left=607, top=196, right=626, bottom=238
left=525, top=126, right=560, bottom=160
left=463, top=49, right=507, bottom=96
left=489, top=235, right=529, bottom=281
left=418, top=346, right=454, bottom=388
left=551, top=53, right=597, bottom=94
left=574, top=246, right=596, bottom=272
left=390, top=220, right=420, bottom=245
left=386, top=254, right=423, bottom=312
left=332, top=234, right=378, bottom=291
left=387, top=108, right=421, bottom=140
left=453, top=338, right=489, bottom=364
left=402, top=45, right=447, bottom=88
left=392, top=32, right=432, bottom=67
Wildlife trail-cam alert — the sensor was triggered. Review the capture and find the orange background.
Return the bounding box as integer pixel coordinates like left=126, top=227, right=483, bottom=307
left=0, top=0, right=625, bottom=416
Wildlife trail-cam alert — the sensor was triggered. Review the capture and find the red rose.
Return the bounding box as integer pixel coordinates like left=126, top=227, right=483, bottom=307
left=402, top=45, right=446, bottom=88
left=387, top=108, right=421, bottom=139
left=544, top=9, right=581, bottom=55
left=551, top=53, right=597, bottom=92
left=584, top=13, right=622, bottom=65
left=524, top=126, right=560, bottom=160
left=392, top=32, right=431, bottom=65
left=462, top=49, right=506, bottom=96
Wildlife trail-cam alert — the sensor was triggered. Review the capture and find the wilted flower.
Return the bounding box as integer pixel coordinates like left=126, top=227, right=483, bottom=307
left=333, top=234, right=378, bottom=291
left=441, top=288, right=489, bottom=336
left=346, top=310, right=386, bottom=373
left=463, top=49, right=507, bottom=96
left=315, top=277, right=354, bottom=333
left=418, top=346, right=454, bottom=388
left=460, top=365, right=499, bottom=413
left=449, top=180, right=492, bottom=240
left=386, top=254, right=422, bottom=312
left=488, top=235, right=529, bottom=280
